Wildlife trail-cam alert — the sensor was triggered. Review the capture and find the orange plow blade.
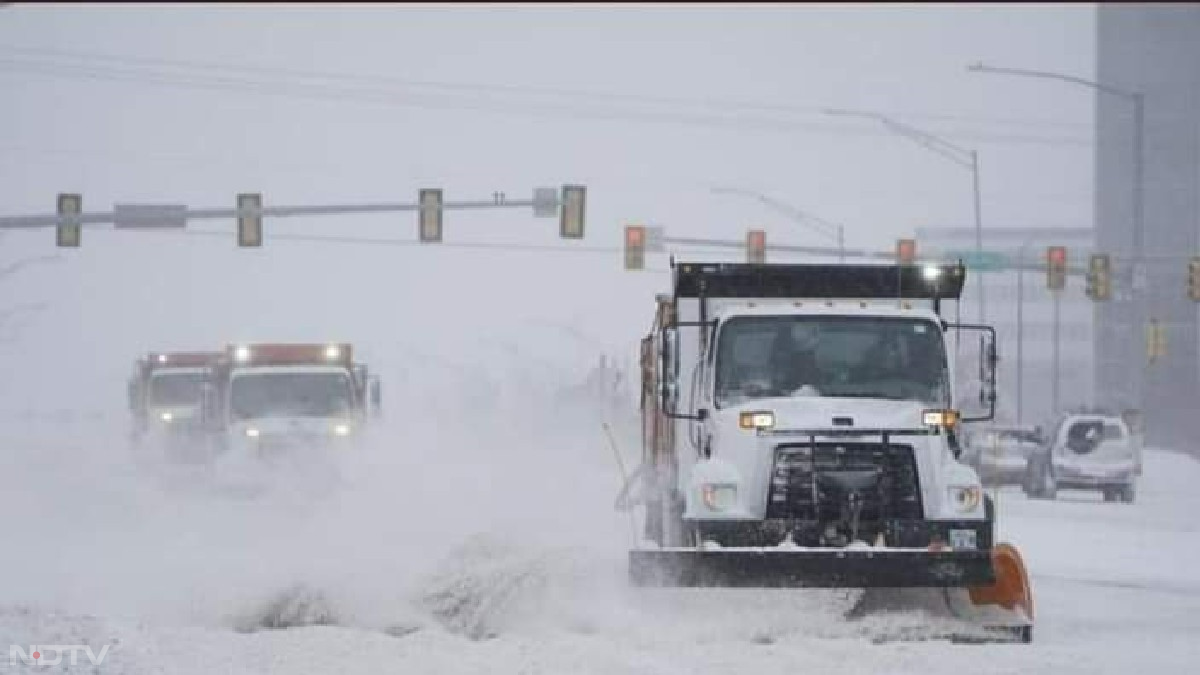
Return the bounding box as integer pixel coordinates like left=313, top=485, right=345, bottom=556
left=969, top=542, right=1034, bottom=623
left=949, top=541, right=1034, bottom=643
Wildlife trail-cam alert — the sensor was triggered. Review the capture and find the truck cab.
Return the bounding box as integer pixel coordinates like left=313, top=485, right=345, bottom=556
left=128, top=351, right=222, bottom=451
left=203, top=343, right=367, bottom=456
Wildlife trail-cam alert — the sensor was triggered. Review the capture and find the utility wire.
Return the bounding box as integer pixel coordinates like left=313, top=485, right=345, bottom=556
left=0, top=54, right=1093, bottom=149
left=0, top=44, right=1090, bottom=132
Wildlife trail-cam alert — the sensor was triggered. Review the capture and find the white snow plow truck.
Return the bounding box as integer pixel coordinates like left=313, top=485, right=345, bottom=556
left=128, top=350, right=223, bottom=454
left=621, top=261, right=1033, bottom=643
left=202, top=343, right=371, bottom=455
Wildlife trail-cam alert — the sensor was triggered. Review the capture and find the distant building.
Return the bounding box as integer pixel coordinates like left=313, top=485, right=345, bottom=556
left=1095, top=5, right=1200, bottom=450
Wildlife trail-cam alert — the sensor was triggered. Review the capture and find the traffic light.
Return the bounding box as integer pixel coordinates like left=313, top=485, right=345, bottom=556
left=1147, top=319, right=1167, bottom=362
left=624, top=225, right=646, bottom=271
left=1086, top=253, right=1112, bottom=301
left=1189, top=256, right=1200, bottom=301
left=56, top=193, right=82, bottom=248
left=236, top=193, right=262, bottom=247
left=747, top=229, right=766, bottom=264
left=896, top=238, right=916, bottom=265
left=559, top=185, right=586, bottom=239
left=1046, top=245, right=1067, bottom=291
left=418, top=188, right=443, bottom=243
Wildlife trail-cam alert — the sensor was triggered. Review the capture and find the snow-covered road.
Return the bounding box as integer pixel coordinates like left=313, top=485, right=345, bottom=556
left=3, top=409, right=1199, bottom=674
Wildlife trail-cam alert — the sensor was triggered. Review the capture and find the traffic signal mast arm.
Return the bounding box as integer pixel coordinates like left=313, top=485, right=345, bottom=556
left=4, top=185, right=587, bottom=248
left=3, top=196, right=549, bottom=227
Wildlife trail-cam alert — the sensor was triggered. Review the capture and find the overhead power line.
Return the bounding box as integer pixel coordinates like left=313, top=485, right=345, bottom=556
left=0, top=44, right=1090, bottom=132
left=0, top=48, right=1093, bottom=149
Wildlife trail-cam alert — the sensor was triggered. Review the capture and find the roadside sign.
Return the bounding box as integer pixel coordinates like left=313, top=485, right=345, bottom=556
left=114, top=203, right=187, bottom=229
left=943, top=249, right=1008, bottom=271
left=533, top=187, right=558, bottom=218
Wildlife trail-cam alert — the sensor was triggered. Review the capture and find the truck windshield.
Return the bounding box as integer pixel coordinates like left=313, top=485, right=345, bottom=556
left=148, top=371, right=207, bottom=408
left=230, top=371, right=354, bottom=420
left=714, top=315, right=950, bottom=407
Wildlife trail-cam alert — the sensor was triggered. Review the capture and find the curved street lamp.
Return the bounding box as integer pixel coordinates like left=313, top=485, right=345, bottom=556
left=967, top=61, right=1147, bottom=415
left=823, top=108, right=986, bottom=323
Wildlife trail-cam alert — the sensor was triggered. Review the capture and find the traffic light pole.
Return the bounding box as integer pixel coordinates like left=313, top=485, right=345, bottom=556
left=1015, top=245, right=1026, bottom=427
left=1052, top=288, right=1062, bottom=416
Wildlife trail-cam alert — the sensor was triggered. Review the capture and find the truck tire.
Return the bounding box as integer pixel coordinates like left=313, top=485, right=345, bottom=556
left=644, top=500, right=664, bottom=546
left=1040, top=464, right=1057, bottom=500
left=1021, top=469, right=1038, bottom=498
left=1121, top=483, right=1137, bottom=504
left=661, top=494, right=692, bottom=548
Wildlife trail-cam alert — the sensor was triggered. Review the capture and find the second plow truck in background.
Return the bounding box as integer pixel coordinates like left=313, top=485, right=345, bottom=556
left=128, top=351, right=223, bottom=458
left=621, top=261, right=1033, bottom=643
left=201, top=343, right=379, bottom=457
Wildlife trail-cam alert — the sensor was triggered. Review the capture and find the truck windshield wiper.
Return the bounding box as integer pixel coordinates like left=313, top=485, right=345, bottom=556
left=823, top=391, right=905, bottom=400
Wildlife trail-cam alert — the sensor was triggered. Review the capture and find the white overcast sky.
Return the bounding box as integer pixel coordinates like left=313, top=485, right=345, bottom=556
left=0, top=3, right=1097, bottom=412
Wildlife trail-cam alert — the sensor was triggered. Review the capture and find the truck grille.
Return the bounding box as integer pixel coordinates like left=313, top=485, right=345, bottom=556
left=766, top=442, right=924, bottom=521
left=257, top=433, right=329, bottom=452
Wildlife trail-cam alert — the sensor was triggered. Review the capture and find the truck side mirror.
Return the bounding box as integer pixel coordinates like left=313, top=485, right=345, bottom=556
left=199, top=382, right=216, bottom=428
left=369, top=378, right=382, bottom=417
left=952, top=323, right=998, bottom=424
left=127, top=379, right=138, bottom=413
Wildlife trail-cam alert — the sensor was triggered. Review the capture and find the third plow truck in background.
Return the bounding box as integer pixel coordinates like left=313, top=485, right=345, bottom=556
left=620, top=261, right=1034, bottom=643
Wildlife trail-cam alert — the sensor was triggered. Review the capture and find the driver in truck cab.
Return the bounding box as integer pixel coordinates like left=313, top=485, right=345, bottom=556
left=770, top=327, right=820, bottom=395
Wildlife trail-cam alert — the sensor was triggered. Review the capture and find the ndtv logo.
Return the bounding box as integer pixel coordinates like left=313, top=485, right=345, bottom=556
left=9, top=645, right=111, bottom=666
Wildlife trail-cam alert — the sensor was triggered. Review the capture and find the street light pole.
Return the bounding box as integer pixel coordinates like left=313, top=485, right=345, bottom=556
left=823, top=108, right=987, bottom=324
left=709, top=187, right=847, bottom=262
left=967, top=61, right=1148, bottom=415
left=1131, top=92, right=1147, bottom=416
left=1052, top=288, right=1062, bottom=416
left=1015, top=241, right=1030, bottom=427
left=971, top=150, right=985, bottom=325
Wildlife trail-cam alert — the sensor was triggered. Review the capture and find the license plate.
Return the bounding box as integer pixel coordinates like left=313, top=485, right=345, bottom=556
left=949, top=529, right=977, bottom=550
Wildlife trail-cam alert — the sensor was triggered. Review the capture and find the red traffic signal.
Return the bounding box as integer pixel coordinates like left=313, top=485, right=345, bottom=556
left=747, top=229, right=766, bottom=264
left=896, top=238, right=916, bottom=264
left=1046, top=245, right=1067, bottom=290
left=624, top=225, right=646, bottom=271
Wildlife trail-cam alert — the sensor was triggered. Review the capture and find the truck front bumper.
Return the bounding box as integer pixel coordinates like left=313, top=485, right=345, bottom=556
left=630, top=547, right=994, bottom=588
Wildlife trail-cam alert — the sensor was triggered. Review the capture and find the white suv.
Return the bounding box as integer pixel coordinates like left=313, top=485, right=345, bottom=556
left=1023, top=412, right=1138, bottom=503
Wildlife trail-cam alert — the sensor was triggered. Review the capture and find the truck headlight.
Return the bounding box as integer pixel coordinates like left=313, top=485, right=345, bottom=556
left=923, top=409, right=960, bottom=428
left=738, top=410, right=775, bottom=431
left=159, top=411, right=174, bottom=423
left=245, top=427, right=260, bottom=438
left=701, top=484, right=737, bottom=511
left=948, top=485, right=982, bottom=513
left=333, top=423, right=351, bottom=437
